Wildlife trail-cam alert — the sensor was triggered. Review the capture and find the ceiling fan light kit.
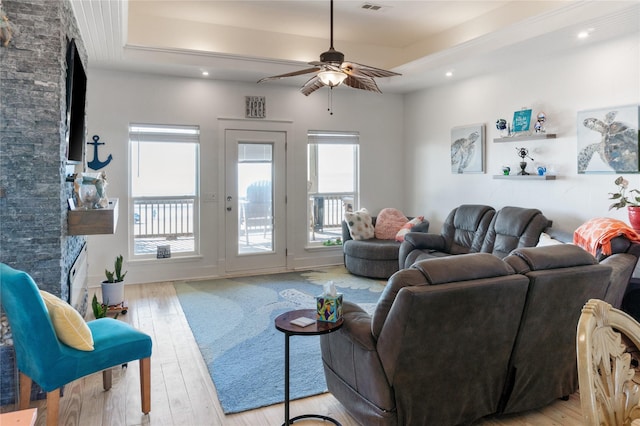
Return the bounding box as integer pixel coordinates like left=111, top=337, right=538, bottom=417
left=257, top=0, right=400, bottom=99
left=318, top=70, right=347, bottom=87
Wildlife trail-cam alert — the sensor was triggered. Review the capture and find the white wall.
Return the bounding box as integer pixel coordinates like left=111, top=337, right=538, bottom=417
left=404, top=33, right=640, bottom=234
left=85, top=70, right=404, bottom=285
left=85, top=32, right=639, bottom=285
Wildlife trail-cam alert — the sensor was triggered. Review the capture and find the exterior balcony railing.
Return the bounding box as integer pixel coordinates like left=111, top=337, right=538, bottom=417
left=133, top=197, right=196, bottom=255
left=133, top=196, right=195, bottom=238
left=308, top=192, right=354, bottom=241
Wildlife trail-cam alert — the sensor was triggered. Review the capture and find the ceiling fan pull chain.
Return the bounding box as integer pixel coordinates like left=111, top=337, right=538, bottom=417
left=328, top=86, right=334, bottom=115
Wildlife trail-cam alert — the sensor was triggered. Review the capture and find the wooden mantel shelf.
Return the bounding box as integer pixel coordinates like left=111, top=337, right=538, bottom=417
left=68, top=198, right=119, bottom=235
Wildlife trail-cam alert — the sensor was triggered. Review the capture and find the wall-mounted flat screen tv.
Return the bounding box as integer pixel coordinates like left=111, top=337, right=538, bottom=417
left=65, top=38, right=87, bottom=165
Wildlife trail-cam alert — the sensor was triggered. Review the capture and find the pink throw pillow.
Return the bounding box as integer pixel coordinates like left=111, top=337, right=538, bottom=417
left=375, top=208, right=408, bottom=240
left=396, top=216, right=425, bottom=242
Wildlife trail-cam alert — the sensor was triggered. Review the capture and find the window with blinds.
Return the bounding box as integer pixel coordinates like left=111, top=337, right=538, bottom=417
left=307, top=130, right=359, bottom=245
left=129, top=124, right=200, bottom=258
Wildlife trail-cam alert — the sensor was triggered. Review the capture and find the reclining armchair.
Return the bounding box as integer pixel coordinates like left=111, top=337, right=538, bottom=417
left=498, top=245, right=611, bottom=413
left=600, top=236, right=640, bottom=309
left=398, top=204, right=495, bottom=269
left=579, top=238, right=640, bottom=324
left=481, top=206, right=551, bottom=258
left=571, top=217, right=640, bottom=314
left=321, top=253, right=530, bottom=426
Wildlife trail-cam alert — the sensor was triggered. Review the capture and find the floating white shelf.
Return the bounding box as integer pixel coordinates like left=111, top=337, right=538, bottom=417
left=493, top=175, right=557, bottom=180
left=493, top=133, right=557, bottom=143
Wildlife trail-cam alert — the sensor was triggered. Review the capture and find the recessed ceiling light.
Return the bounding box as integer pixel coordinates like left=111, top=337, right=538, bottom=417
left=445, top=71, right=453, bottom=78
left=577, top=28, right=594, bottom=39
left=202, top=71, right=209, bottom=76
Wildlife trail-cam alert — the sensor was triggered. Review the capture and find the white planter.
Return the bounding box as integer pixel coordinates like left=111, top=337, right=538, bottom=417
left=101, top=281, right=124, bottom=306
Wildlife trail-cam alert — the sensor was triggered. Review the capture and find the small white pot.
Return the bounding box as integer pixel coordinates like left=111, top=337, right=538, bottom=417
left=101, top=281, right=124, bottom=306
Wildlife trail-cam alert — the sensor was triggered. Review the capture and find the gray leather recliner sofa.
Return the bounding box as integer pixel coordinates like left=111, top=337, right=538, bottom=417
left=399, top=205, right=550, bottom=270
left=321, top=244, right=625, bottom=426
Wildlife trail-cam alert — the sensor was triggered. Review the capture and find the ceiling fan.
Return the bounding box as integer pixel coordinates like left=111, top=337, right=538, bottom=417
left=257, top=0, right=401, bottom=96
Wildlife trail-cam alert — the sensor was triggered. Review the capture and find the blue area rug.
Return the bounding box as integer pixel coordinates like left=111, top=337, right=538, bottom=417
left=174, top=266, right=385, bottom=414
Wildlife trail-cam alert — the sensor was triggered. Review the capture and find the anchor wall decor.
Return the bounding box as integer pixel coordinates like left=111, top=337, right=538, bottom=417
left=87, top=134, right=113, bottom=170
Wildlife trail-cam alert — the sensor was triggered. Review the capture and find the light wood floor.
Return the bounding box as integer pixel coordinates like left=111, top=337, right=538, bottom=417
left=3, top=281, right=586, bottom=425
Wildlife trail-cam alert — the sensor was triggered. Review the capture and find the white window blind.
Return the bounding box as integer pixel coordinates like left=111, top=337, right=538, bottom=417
left=129, top=124, right=200, bottom=143
left=307, top=130, right=360, bottom=145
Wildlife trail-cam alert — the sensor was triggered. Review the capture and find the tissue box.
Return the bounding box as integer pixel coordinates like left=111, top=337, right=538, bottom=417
left=316, top=293, right=343, bottom=323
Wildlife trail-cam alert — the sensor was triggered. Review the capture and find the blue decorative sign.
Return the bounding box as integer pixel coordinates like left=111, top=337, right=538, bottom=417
left=512, top=109, right=532, bottom=133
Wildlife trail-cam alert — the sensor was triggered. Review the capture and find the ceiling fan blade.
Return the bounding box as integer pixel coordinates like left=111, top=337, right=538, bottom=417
left=300, top=75, right=325, bottom=96
left=341, top=61, right=401, bottom=79
left=343, top=75, right=382, bottom=93
left=257, top=67, right=321, bottom=83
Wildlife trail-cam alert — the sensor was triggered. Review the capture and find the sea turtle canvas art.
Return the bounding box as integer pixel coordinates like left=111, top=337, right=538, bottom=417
left=451, top=124, right=485, bottom=174
left=577, top=105, right=640, bottom=174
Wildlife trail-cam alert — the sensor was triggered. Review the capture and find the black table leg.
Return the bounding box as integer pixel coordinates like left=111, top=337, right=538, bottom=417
left=289, top=413, right=341, bottom=425
left=284, top=332, right=291, bottom=425
left=276, top=310, right=343, bottom=426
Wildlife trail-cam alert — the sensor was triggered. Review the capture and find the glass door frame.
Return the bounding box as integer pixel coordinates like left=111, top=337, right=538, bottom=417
left=224, top=129, right=287, bottom=273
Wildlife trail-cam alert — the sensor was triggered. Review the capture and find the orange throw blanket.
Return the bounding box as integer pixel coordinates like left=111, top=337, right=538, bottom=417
left=573, top=217, right=640, bottom=257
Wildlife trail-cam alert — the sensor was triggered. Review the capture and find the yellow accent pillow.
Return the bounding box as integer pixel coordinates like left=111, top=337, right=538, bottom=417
left=40, top=290, right=94, bottom=351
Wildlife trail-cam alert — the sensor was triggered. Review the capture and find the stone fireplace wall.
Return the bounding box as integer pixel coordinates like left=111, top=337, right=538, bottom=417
left=0, top=0, right=87, bottom=405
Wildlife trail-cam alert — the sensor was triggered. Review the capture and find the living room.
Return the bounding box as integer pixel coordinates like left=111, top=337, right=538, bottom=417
left=0, top=0, right=639, bottom=424
left=81, top=1, right=639, bottom=286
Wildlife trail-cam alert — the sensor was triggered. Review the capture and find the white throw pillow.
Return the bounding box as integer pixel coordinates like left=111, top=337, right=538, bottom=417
left=536, top=232, right=564, bottom=247
left=345, top=208, right=375, bottom=240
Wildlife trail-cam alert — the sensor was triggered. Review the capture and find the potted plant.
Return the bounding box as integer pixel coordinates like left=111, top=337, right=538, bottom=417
left=91, top=294, right=108, bottom=318
left=608, top=176, right=640, bottom=231
left=101, top=254, right=127, bottom=307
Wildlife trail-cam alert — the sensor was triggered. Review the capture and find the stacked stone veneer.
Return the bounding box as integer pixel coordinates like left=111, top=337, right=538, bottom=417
left=0, top=0, right=87, bottom=405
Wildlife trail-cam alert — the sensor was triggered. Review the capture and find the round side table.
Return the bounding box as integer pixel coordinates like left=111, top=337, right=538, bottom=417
left=275, top=308, right=344, bottom=426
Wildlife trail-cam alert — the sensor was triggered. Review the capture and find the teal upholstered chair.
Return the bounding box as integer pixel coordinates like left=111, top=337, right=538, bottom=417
left=0, top=263, right=152, bottom=426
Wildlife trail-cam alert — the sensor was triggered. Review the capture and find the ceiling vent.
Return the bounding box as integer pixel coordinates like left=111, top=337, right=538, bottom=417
left=361, top=3, right=382, bottom=11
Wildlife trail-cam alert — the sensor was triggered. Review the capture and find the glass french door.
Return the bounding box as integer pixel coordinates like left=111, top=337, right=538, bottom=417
left=224, top=130, right=286, bottom=272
